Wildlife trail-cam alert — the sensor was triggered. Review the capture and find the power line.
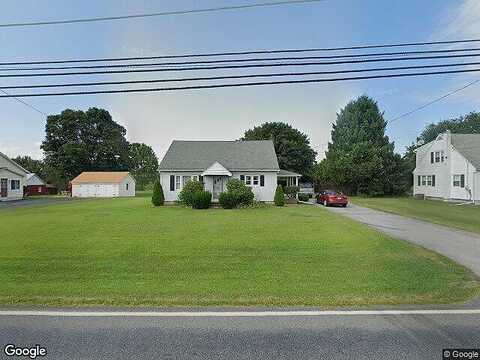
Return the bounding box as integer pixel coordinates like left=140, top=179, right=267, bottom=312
left=389, top=79, right=480, bottom=123
left=3, top=47, right=480, bottom=71
left=2, top=67, right=480, bottom=98
left=2, top=39, right=480, bottom=65
left=0, top=89, right=47, bottom=115
left=0, top=0, right=325, bottom=28
left=4, top=53, right=480, bottom=78
left=2, top=62, right=480, bottom=90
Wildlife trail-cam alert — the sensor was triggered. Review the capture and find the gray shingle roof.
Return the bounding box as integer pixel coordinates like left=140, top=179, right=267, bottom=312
left=159, top=140, right=279, bottom=171
left=451, top=134, right=480, bottom=169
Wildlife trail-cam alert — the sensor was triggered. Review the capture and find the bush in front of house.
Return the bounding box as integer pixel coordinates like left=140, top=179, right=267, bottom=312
left=178, top=180, right=204, bottom=206
left=284, top=185, right=300, bottom=200
left=192, top=190, right=212, bottom=209
left=274, top=185, right=285, bottom=206
left=218, top=192, right=236, bottom=209
left=219, top=179, right=255, bottom=209
left=151, top=180, right=164, bottom=206
left=298, top=193, right=309, bottom=202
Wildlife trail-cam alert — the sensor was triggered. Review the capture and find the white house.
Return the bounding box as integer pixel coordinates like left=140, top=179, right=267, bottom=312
left=413, top=131, right=480, bottom=203
left=0, top=152, right=28, bottom=201
left=159, top=140, right=299, bottom=202
left=71, top=172, right=136, bottom=198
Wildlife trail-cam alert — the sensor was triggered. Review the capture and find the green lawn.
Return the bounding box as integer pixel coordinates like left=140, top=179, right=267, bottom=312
left=351, top=197, right=480, bottom=234
left=0, top=196, right=478, bottom=307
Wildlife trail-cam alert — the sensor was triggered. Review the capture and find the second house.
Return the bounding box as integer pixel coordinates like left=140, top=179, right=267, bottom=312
left=159, top=140, right=299, bottom=202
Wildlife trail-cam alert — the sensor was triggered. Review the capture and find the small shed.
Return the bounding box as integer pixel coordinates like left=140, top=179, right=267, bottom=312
left=26, top=173, right=49, bottom=195
left=71, top=172, right=135, bottom=198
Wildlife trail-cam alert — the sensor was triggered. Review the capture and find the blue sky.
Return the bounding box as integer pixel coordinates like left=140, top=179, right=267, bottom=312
left=1, top=0, right=479, bottom=160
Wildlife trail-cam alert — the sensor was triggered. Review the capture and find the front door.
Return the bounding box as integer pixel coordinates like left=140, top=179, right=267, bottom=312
left=0, top=178, right=7, bottom=198
left=213, top=176, right=224, bottom=200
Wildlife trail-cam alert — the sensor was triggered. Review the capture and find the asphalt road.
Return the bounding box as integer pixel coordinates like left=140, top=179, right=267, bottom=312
left=319, top=203, right=480, bottom=277
left=0, top=311, right=479, bottom=359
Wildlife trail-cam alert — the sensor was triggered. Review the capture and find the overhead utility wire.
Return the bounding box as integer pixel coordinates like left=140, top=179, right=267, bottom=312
left=2, top=39, right=480, bottom=65
left=3, top=53, right=480, bottom=78
left=2, top=61, right=480, bottom=90
left=2, top=68, right=480, bottom=98
left=0, top=0, right=326, bottom=28
left=0, top=89, right=47, bottom=115
left=389, top=79, right=480, bottom=123
left=3, top=47, right=480, bottom=71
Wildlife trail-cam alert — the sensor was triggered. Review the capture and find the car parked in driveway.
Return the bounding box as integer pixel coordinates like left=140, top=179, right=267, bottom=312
left=317, top=190, right=348, bottom=207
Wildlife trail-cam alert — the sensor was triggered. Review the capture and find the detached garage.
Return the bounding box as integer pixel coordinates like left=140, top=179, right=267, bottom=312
left=71, top=172, right=135, bottom=198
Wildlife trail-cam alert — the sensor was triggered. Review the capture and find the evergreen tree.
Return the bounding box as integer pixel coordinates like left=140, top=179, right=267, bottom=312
left=274, top=185, right=285, bottom=206
left=315, top=96, right=407, bottom=196
left=151, top=180, right=164, bottom=206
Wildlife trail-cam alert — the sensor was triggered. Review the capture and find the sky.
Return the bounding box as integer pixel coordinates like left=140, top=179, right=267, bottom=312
left=1, top=0, right=480, bottom=161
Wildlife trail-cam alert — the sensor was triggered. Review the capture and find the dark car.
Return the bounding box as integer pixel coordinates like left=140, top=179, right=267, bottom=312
left=317, top=190, right=348, bottom=207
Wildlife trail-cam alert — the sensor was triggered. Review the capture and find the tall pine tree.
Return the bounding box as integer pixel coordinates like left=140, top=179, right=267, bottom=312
left=315, top=96, right=407, bottom=196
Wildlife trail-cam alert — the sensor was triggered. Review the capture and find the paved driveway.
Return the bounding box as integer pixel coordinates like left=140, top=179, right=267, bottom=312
left=318, top=203, right=480, bottom=277
left=0, top=197, right=76, bottom=208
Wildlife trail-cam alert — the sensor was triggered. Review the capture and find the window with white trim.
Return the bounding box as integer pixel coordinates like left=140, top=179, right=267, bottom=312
left=245, top=175, right=251, bottom=186
left=175, top=175, right=181, bottom=190
left=453, top=174, right=465, bottom=188
left=253, top=175, right=259, bottom=186
left=193, top=175, right=198, bottom=181
left=421, top=175, right=427, bottom=186
left=182, top=176, right=191, bottom=187
left=10, top=180, right=20, bottom=190
left=427, top=175, right=432, bottom=186
left=434, top=151, right=440, bottom=163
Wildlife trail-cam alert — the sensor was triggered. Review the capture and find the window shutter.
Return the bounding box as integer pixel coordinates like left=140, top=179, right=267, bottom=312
left=432, top=175, right=435, bottom=187
left=430, top=152, right=434, bottom=163
left=199, top=175, right=203, bottom=183
left=240, top=175, right=245, bottom=182
left=461, top=174, right=465, bottom=188
left=170, top=175, right=175, bottom=191
left=417, top=176, right=421, bottom=186
left=260, top=175, right=265, bottom=187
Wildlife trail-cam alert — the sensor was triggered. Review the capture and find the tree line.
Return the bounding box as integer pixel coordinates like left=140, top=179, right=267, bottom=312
left=13, top=99, right=480, bottom=196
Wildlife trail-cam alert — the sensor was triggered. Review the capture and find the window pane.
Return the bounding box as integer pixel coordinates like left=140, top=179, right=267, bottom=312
left=246, top=176, right=251, bottom=185
left=253, top=175, right=259, bottom=185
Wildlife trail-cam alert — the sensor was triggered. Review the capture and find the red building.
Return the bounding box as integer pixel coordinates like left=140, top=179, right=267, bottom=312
left=25, top=173, right=56, bottom=196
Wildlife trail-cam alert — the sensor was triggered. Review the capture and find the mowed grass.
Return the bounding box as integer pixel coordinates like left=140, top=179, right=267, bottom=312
left=351, top=196, right=480, bottom=234
left=0, top=196, right=478, bottom=307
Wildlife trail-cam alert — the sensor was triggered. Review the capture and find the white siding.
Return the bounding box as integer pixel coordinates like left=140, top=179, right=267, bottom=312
left=72, top=183, right=119, bottom=197
left=160, top=170, right=278, bottom=202
left=118, top=175, right=136, bottom=197
left=0, top=155, right=27, bottom=201
left=413, top=133, right=478, bottom=201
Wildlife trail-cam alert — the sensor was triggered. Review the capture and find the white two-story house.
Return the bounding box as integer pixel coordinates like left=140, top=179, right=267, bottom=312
left=413, top=131, right=480, bottom=203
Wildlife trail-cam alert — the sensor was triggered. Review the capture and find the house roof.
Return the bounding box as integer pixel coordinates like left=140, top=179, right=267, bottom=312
left=0, top=151, right=29, bottom=174
left=278, top=169, right=302, bottom=177
left=451, top=134, right=480, bottom=169
left=71, top=171, right=131, bottom=184
left=159, top=140, right=279, bottom=171
left=26, top=173, right=46, bottom=186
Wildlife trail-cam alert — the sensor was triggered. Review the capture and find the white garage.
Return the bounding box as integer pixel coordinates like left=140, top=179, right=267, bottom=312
left=71, top=172, right=136, bottom=198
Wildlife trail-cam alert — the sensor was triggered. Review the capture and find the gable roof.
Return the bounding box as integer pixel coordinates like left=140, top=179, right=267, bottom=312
left=71, top=171, right=131, bottom=184
left=159, top=140, right=279, bottom=171
left=26, top=173, right=46, bottom=186
left=0, top=151, right=29, bottom=174
left=451, top=134, right=480, bottom=169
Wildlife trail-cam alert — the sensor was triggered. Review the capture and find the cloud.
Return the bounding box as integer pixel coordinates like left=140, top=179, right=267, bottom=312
left=436, top=0, right=480, bottom=39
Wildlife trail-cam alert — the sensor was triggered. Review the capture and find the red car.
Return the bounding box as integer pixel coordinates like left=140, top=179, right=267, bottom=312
left=317, top=190, right=348, bottom=207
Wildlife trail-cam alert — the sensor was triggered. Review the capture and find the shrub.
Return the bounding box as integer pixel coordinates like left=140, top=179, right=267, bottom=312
left=284, top=185, right=300, bottom=200
left=178, top=180, right=204, bottom=206
left=192, top=190, right=212, bottom=209
left=274, top=185, right=285, bottom=206
left=219, top=192, right=236, bottom=209
left=298, top=193, right=309, bottom=202
left=219, top=179, right=255, bottom=209
left=151, top=180, right=164, bottom=206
